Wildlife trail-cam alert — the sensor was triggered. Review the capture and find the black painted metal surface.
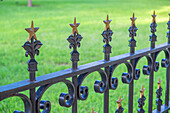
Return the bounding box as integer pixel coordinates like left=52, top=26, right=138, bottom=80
left=0, top=13, right=170, bottom=113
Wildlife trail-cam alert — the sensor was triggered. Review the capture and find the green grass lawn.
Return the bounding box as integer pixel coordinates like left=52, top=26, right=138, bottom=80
left=0, top=0, right=170, bottom=112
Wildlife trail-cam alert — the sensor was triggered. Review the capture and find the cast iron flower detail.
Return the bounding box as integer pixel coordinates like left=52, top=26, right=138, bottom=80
left=67, top=33, right=83, bottom=50
left=137, top=85, right=146, bottom=113
left=128, top=13, right=138, bottom=38
left=22, top=21, right=42, bottom=59
left=102, top=15, right=113, bottom=61
left=102, top=15, right=113, bottom=44
left=67, top=17, right=83, bottom=70
left=67, top=17, right=83, bottom=50
left=150, top=11, right=157, bottom=43
left=22, top=40, right=42, bottom=59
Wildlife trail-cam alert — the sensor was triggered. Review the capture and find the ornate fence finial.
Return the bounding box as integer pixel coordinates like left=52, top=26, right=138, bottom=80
left=128, top=13, right=138, bottom=54
left=137, top=85, right=146, bottom=113
left=22, top=21, right=42, bottom=81
left=167, top=13, right=170, bottom=43
left=91, top=108, right=98, bottom=113
left=67, top=17, right=83, bottom=70
left=156, top=77, right=163, bottom=112
left=150, top=11, right=157, bottom=49
left=101, top=15, right=113, bottom=61
left=115, top=96, right=124, bottom=113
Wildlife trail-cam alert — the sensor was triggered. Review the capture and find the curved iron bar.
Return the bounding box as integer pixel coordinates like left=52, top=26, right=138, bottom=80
left=1, top=93, right=32, bottom=113
left=154, top=49, right=170, bottom=69
left=133, top=55, right=153, bottom=79
left=35, top=79, right=75, bottom=113
left=109, top=61, right=133, bottom=90
left=77, top=68, right=108, bottom=100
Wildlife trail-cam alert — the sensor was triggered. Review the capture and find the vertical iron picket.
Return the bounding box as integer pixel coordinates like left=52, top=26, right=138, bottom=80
left=67, top=17, right=83, bottom=113
left=22, top=21, right=43, bottom=113
left=128, top=13, right=138, bottom=113
left=165, top=13, right=170, bottom=113
left=102, top=15, right=113, bottom=113
left=148, top=11, right=157, bottom=113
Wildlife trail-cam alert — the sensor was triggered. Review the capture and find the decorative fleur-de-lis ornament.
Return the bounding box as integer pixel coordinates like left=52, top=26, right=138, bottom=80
left=22, top=21, right=42, bottom=81
left=156, top=77, right=163, bottom=111
left=91, top=108, right=98, bottom=113
left=128, top=13, right=138, bottom=54
left=101, top=15, right=113, bottom=61
left=137, top=85, right=146, bottom=113
left=67, top=17, right=83, bottom=70
left=150, top=11, right=157, bottom=49
left=115, top=96, right=124, bottom=113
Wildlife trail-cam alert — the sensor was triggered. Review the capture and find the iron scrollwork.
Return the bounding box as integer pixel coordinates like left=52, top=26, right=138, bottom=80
left=109, top=61, right=133, bottom=90
left=35, top=79, right=75, bottom=113
left=77, top=69, right=108, bottom=100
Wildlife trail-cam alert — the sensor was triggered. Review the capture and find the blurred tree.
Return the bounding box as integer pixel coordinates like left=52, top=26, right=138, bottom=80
left=28, top=0, right=32, bottom=7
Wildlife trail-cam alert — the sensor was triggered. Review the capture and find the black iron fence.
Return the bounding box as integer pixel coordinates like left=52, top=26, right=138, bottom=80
left=0, top=11, right=170, bottom=113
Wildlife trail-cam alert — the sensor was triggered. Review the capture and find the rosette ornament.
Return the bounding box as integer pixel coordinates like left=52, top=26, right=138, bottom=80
left=22, top=21, right=42, bottom=81
left=67, top=17, right=83, bottom=70
left=101, top=15, right=113, bottom=61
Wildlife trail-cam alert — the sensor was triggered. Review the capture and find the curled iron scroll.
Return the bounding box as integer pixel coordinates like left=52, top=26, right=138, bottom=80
left=36, top=79, right=75, bottom=113
left=0, top=93, right=32, bottom=113
left=134, top=55, right=153, bottom=79
left=154, top=49, right=170, bottom=69
left=109, top=61, right=133, bottom=90
left=77, top=68, right=108, bottom=100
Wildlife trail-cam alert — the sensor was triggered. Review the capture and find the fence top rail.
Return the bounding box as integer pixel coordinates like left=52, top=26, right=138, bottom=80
left=0, top=42, right=169, bottom=100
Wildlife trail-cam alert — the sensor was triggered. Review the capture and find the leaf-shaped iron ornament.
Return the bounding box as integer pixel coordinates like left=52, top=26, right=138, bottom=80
left=128, top=13, right=138, bottom=54
left=22, top=21, right=42, bottom=81
left=101, top=15, right=113, bottom=61
left=149, top=11, right=157, bottom=49
left=67, top=17, right=83, bottom=70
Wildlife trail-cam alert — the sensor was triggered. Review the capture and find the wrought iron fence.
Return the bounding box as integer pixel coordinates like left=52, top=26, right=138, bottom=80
left=0, top=11, right=170, bottom=113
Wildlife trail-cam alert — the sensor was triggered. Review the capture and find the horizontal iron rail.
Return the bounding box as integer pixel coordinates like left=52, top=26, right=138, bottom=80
left=0, top=42, right=170, bottom=100
left=152, top=101, right=170, bottom=113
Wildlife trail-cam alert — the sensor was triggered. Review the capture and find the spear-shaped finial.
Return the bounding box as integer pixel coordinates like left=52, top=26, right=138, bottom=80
left=152, top=10, right=157, bottom=23
left=140, top=85, right=145, bottom=98
left=130, top=13, right=137, bottom=26
left=103, top=14, right=112, bottom=30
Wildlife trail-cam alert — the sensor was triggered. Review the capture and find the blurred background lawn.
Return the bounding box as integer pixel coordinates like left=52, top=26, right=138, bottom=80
left=0, top=0, right=170, bottom=112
